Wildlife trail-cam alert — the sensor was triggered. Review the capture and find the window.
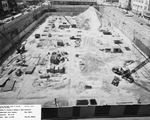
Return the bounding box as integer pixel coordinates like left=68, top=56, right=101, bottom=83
left=145, top=0, right=148, bottom=4
left=3, top=3, right=8, bottom=8
left=3, top=4, right=5, bottom=7
left=144, top=6, right=147, bottom=10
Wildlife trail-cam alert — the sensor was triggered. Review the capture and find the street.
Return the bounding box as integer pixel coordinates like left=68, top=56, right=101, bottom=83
left=105, top=6, right=150, bottom=30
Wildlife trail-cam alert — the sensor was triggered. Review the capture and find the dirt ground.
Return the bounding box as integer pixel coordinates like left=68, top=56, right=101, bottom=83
left=0, top=7, right=150, bottom=107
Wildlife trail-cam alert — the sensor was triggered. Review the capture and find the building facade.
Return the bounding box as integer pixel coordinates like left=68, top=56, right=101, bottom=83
left=142, top=0, right=150, bottom=19
left=1, top=0, right=9, bottom=11
left=0, top=0, right=9, bottom=16
left=0, top=0, right=18, bottom=17
left=119, top=0, right=131, bottom=10
left=131, top=0, right=150, bottom=15
left=7, top=0, right=18, bottom=11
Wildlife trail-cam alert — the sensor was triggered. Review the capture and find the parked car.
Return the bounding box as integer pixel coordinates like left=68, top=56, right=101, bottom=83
left=125, top=13, right=134, bottom=17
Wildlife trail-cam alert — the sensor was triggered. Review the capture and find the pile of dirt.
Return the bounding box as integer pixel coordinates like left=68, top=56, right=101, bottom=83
left=76, top=6, right=102, bottom=31
left=76, top=18, right=90, bottom=30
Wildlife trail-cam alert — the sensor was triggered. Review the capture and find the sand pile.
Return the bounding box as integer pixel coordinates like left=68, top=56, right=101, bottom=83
left=76, top=6, right=102, bottom=31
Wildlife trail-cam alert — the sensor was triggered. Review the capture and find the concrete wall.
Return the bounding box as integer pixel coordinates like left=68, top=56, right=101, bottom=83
left=46, top=12, right=74, bottom=16
left=43, top=5, right=99, bottom=13
left=0, top=7, right=45, bottom=59
left=42, top=104, right=150, bottom=119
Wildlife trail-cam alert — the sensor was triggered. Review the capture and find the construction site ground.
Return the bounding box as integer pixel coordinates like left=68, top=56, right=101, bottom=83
left=0, top=7, right=150, bottom=107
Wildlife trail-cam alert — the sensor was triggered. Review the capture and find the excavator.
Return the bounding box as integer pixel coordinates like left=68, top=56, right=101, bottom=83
left=112, top=58, right=150, bottom=86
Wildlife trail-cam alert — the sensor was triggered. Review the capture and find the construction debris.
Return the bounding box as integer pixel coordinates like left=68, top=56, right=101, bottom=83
left=0, top=6, right=150, bottom=106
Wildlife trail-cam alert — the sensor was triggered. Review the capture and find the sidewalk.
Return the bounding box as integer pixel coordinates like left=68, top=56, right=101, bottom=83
left=117, top=7, right=150, bottom=28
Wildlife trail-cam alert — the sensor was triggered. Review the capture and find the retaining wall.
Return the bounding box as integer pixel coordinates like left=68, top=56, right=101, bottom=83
left=42, top=104, right=150, bottom=119
left=0, top=7, right=45, bottom=60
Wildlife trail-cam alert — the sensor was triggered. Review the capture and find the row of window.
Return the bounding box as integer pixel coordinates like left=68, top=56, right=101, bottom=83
left=132, top=4, right=143, bottom=8
left=132, top=4, right=147, bottom=10
left=133, top=0, right=149, bottom=4
left=2, top=3, right=8, bottom=8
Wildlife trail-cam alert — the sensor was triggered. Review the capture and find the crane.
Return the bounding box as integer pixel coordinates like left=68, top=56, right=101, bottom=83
left=112, top=58, right=150, bottom=85
left=130, top=58, right=150, bottom=74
